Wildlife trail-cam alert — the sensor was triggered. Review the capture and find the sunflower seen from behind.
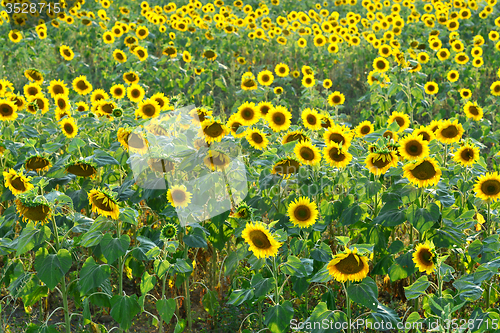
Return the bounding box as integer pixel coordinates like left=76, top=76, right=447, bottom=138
left=287, top=196, right=318, bottom=228
left=242, top=222, right=281, bottom=259
left=327, top=247, right=370, bottom=283
left=412, top=241, right=437, bottom=274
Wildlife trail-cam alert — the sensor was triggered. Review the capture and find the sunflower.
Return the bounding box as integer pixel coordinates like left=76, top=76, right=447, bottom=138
left=301, top=108, right=322, bottom=131
left=257, top=70, right=274, bottom=86
left=237, top=102, right=259, bottom=126
left=136, top=99, right=160, bottom=119
left=24, top=69, right=44, bottom=84
left=27, top=94, right=50, bottom=114
left=387, top=111, right=410, bottom=132
left=424, top=82, right=439, bottom=95
left=7, top=94, right=25, bottom=111
left=203, top=150, right=231, bottom=171
left=150, top=93, right=171, bottom=111
left=160, top=222, right=178, bottom=241
left=48, top=79, right=69, bottom=98
left=453, top=143, right=479, bottom=167
left=491, top=81, right=500, bottom=96
left=413, top=126, right=435, bottom=142
left=60, top=45, right=75, bottom=61
left=118, top=128, right=149, bottom=154
left=203, top=50, right=217, bottom=61
left=282, top=130, right=309, bottom=144
left=23, top=83, right=42, bottom=98
left=0, top=99, right=18, bottom=121
left=323, top=143, right=352, bottom=168
left=474, top=172, right=500, bottom=202
left=246, top=128, right=269, bottom=150
left=89, top=188, right=120, bottom=219
left=327, top=91, right=345, bottom=106
left=435, top=119, right=464, bottom=144
left=266, top=106, right=292, bottom=132
left=65, top=161, right=98, bottom=177
left=463, top=101, right=483, bottom=121
left=242, top=222, right=281, bottom=258
left=447, top=70, right=459, bottom=83
left=257, top=101, right=273, bottom=118
left=25, top=155, right=51, bottom=172
left=412, top=241, right=437, bottom=274
left=274, top=86, right=284, bottom=95
left=460, top=88, right=472, bottom=99
left=302, top=75, right=316, bottom=88
left=59, top=117, right=78, bottom=138
left=9, top=30, right=23, bottom=43
left=226, top=115, right=246, bottom=139
left=54, top=94, right=71, bottom=113
left=232, top=202, right=252, bottom=219
left=167, top=185, right=192, bottom=208
left=323, top=125, right=353, bottom=148
left=241, top=77, right=258, bottom=91
left=123, top=72, right=140, bottom=85
left=403, top=157, right=442, bottom=187
left=190, top=107, right=213, bottom=125
left=272, top=157, right=301, bottom=177
left=327, top=247, right=370, bottom=283
left=398, top=134, right=429, bottom=161
left=72, top=75, right=93, bottom=95
left=287, top=196, right=319, bottom=228
left=355, top=120, right=374, bottom=137
left=113, top=49, right=127, bottom=63
left=294, top=141, right=321, bottom=166
left=127, top=83, right=146, bottom=103
left=275, top=63, right=290, bottom=77
left=365, top=151, right=398, bottom=175
left=3, top=168, right=34, bottom=195
left=109, top=84, right=126, bottom=99
left=372, top=56, right=390, bottom=72
left=15, top=196, right=51, bottom=226
left=200, top=119, right=230, bottom=143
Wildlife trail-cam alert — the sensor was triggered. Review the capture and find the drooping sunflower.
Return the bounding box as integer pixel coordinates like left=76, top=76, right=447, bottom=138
left=241, top=77, right=258, bottom=91
left=474, top=172, right=500, bottom=202
left=257, top=70, right=274, bottom=86
left=266, top=106, right=292, bottom=132
left=294, top=141, right=322, bottom=166
left=0, top=99, right=18, bottom=121
left=453, top=143, right=480, bottom=167
left=25, top=155, right=51, bottom=172
left=323, top=125, right=353, bottom=148
left=242, top=222, right=281, bottom=258
left=387, top=111, right=410, bottom=132
left=65, top=161, right=98, bottom=178
left=327, top=91, right=345, bottom=106
left=203, top=150, right=231, bottom=171
left=88, top=188, right=120, bottom=219
left=24, top=69, right=44, bottom=84
left=412, top=241, right=437, bottom=274
left=167, top=184, right=192, bottom=208
left=435, top=119, right=464, bottom=144
left=282, top=130, right=309, bottom=144
left=327, top=247, right=370, bottom=283
left=190, top=107, right=213, bottom=125
left=272, top=157, right=301, bottom=177
left=127, top=83, right=146, bottom=103
left=246, top=128, right=269, bottom=150
left=403, top=157, right=442, bottom=187
left=398, top=134, right=429, bottom=161
left=59, top=117, right=78, bottom=138
left=355, top=120, right=374, bottom=137
left=136, top=99, right=160, bottom=119
left=72, top=75, right=93, bottom=95
left=3, top=168, right=34, bottom=195
left=365, top=150, right=398, bottom=175
left=237, top=102, right=259, bottom=126
left=287, top=196, right=319, bottom=228
left=203, top=50, right=217, bottom=61
left=15, top=196, right=52, bottom=226
left=323, top=142, right=352, bottom=168
left=463, top=101, right=483, bottom=121
left=200, top=119, right=230, bottom=143
left=301, top=108, right=322, bottom=131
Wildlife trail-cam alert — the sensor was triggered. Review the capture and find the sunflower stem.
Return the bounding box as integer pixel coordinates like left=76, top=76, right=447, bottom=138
left=486, top=201, right=491, bottom=238
left=181, top=229, right=193, bottom=332
left=273, top=256, right=280, bottom=305
left=485, top=282, right=491, bottom=309
left=159, top=243, right=169, bottom=333
left=344, top=282, right=351, bottom=333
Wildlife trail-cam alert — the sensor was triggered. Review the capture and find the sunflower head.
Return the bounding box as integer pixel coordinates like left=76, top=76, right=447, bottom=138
left=327, top=247, right=370, bottom=283
left=15, top=190, right=52, bottom=225
left=272, top=157, right=301, bottom=178
left=232, top=202, right=252, bottom=219
left=3, top=168, right=34, bottom=196
left=167, top=184, right=192, bottom=208
left=403, top=157, right=442, bottom=188
left=25, top=154, right=51, bottom=172
left=65, top=160, right=98, bottom=178
left=160, top=222, right=178, bottom=241
left=287, top=196, right=319, bottom=228
left=474, top=172, right=500, bottom=202
left=89, top=188, right=120, bottom=219
left=242, top=222, right=282, bottom=258
left=412, top=241, right=437, bottom=274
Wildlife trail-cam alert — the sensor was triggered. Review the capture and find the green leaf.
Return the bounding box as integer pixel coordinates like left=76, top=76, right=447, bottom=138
left=302, top=302, right=347, bottom=333
left=310, top=264, right=332, bottom=283
left=140, top=271, right=156, bottom=295
left=16, top=222, right=51, bottom=255
left=34, top=249, right=72, bottom=290
left=156, top=298, right=176, bottom=324
left=93, top=149, right=119, bottom=166
left=407, top=203, right=440, bottom=234
left=388, top=251, right=417, bottom=281
left=368, top=303, right=401, bottom=327
left=453, top=276, right=483, bottom=302
left=281, top=256, right=312, bottom=278
left=404, top=275, right=430, bottom=300
left=227, top=288, right=254, bottom=306
left=183, top=227, right=207, bottom=248
left=79, top=257, right=110, bottom=295
left=110, top=295, right=141, bottom=331
left=100, top=234, right=130, bottom=264
left=173, top=259, right=193, bottom=274
left=154, top=260, right=170, bottom=279
left=202, top=290, right=219, bottom=316
left=374, top=206, right=406, bottom=227
left=214, top=78, right=227, bottom=91
left=347, top=277, right=379, bottom=311
left=252, top=273, right=274, bottom=298
left=265, top=301, right=294, bottom=333
left=119, top=208, right=139, bottom=226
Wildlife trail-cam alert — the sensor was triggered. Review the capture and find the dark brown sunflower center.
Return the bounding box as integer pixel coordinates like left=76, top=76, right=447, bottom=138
left=204, top=123, right=224, bottom=138
left=260, top=106, right=271, bottom=115
left=172, top=189, right=186, bottom=203
left=427, top=84, right=436, bottom=92
left=299, top=147, right=315, bottom=161
left=92, top=195, right=114, bottom=212
left=131, top=89, right=141, bottom=98
left=376, top=60, right=386, bottom=69
left=371, top=154, right=392, bottom=168
left=293, top=205, right=311, bottom=221
left=0, top=103, right=14, bottom=116
left=332, top=95, right=341, bottom=104
left=406, top=140, right=423, bottom=156
left=143, top=104, right=156, bottom=116
left=458, top=55, right=466, bottom=62
left=441, top=125, right=459, bottom=138
left=334, top=253, right=365, bottom=274
left=76, top=80, right=88, bottom=90
left=114, top=88, right=123, bottom=96
left=64, top=123, right=74, bottom=134
left=418, top=249, right=433, bottom=265
left=57, top=99, right=67, bottom=109
left=26, top=157, right=50, bottom=170
left=155, top=98, right=165, bottom=108
left=25, top=204, right=50, bottom=221
left=66, top=163, right=97, bottom=177
left=116, top=52, right=125, bottom=60
left=207, top=154, right=229, bottom=167
left=278, top=67, right=286, bottom=74
left=204, top=50, right=216, bottom=58
left=481, top=179, right=500, bottom=196
left=242, top=79, right=256, bottom=88
left=128, top=133, right=146, bottom=149
left=261, top=74, right=270, bottom=82
left=394, top=117, right=405, bottom=127
left=307, top=115, right=317, bottom=125
left=494, top=85, right=500, bottom=93
left=249, top=230, right=271, bottom=249
left=329, top=133, right=345, bottom=144
left=136, top=50, right=145, bottom=57
left=460, top=148, right=474, bottom=161
left=63, top=49, right=72, bottom=57
left=28, top=87, right=39, bottom=95
left=360, top=125, right=370, bottom=134
left=285, top=133, right=307, bottom=143
left=148, top=159, right=175, bottom=173
left=272, top=112, right=286, bottom=125
left=251, top=133, right=263, bottom=144
left=417, top=132, right=430, bottom=141
left=125, top=74, right=137, bottom=82
left=273, top=160, right=300, bottom=175
left=10, top=176, right=27, bottom=191
left=241, top=108, right=255, bottom=120
left=329, top=147, right=346, bottom=162
left=410, top=161, right=436, bottom=180
left=230, top=122, right=242, bottom=131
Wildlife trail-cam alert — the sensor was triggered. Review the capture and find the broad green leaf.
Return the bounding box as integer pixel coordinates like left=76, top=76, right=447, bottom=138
left=303, top=302, right=347, bottom=333
left=265, top=301, right=294, bottom=333
left=202, top=290, right=219, bottom=316
left=34, top=249, right=72, bottom=290
left=140, top=271, right=156, bottom=295
left=281, top=256, right=311, bottom=278
left=173, top=259, right=193, bottom=274
left=252, top=273, right=274, bottom=298
left=79, top=257, right=110, bottom=295
left=227, top=289, right=254, bottom=306
left=183, top=227, right=207, bottom=248
left=156, top=298, right=176, bottom=324
left=100, top=233, right=130, bottom=264
left=388, top=251, right=417, bottom=281
left=110, top=295, right=141, bottom=331
left=404, top=275, right=430, bottom=300
left=16, top=222, right=51, bottom=255
left=347, top=277, right=379, bottom=311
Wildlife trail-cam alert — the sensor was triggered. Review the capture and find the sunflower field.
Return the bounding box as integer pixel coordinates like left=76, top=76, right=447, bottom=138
left=1, top=0, right=500, bottom=332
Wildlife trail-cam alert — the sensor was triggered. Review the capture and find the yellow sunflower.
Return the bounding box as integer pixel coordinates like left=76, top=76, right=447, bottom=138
left=227, top=115, right=247, bottom=138
left=323, top=143, right=352, bottom=168
left=294, top=141, right=322, bottom=166
left=387, top=111, right=410, bottom=132
left=72, top=75, right=93, bottom=95
left=491, top=81, right=500, bottom=96
left=302, top=75, right=316, bottom=88
left=246, top=128, right=269, bottom=150
left=355, top=120, right=374, bottom=137
left=301, top=108, right=322, bottom=131
left=204, top=150, right=231, bottom=171
left=127, top=83, right=146, bottom=103
left=413, top=126, right=435, bottom=142
left=272, top=157, right=301, bottom=178
left=412, top=241, right=437, bottom=274
left=26, top=94, right=50, bottom=114
left=266, top=106, right=292, bottom=132
left=463, top=101, right=483, bottom=121
left=24, top=69, right=44, bottom=84
left=65, top=161, right=98, bottom=178
left=403, top=157, right=442, bottom=188
left=257, top=70, right=274, bottom=86
left=287, top=196, right=319, bottom=228
left=323, top=124, right=353, bottom=148
left=150, top=92, right=171, bottom=111
left=365, top=151, right=398, bottom=175
left=474, top=172, right=500, bottom=202
left=424, top=81, right=439, bottom=95
left=0, top=99, right=18, bottom=121
left=76, top=101, right=89, bottom=112
left=327, top=91, right=345, bottom=106
left=3, top=168, right=34, bottom=195
left=110, top=84, right=127, bottom=99
left=242, top=222, right=282, bottom=258
left=167, top=185, right=192, bottom=208
left=59, top=117, right=78, bottom=138
left=453, top=143, right=480, bottom=167
left=60, top=45, right=75, bottom=61
left=15, top=197, right=51, bottom=226
left=237, top=102, right=259, bottom=126
left=398, top=134, right=429, bottom=161
left=88, top=189, right=120, bottom=219
left=54, top=94, right=71, bottom=112
left=435, top=119, right=464, bottom=144
left=257, top=101, right=273, bottom=117
left=136, top=99, right=160, bottom=119
left=200, top=119, right=230, bottom=143
left=327, top=247, right=370, bottom=283
left=282, top=130, right=309, bottom=144
left=372, top=56, right=390, bottom=73
left=190, top=107, right=213, bottom=125
left=123, top=72, right=140, bottom=85
left=275, top=63, right=290, bottom=77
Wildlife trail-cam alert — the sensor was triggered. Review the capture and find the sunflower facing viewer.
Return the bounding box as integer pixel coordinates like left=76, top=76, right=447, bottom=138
left=242, top=222, right=282, bottom=259
left=412, top=241, right=437, bottom=274
left=287, top=196, right=318, bottom=228
left=327, top=247, right=370, bottom=283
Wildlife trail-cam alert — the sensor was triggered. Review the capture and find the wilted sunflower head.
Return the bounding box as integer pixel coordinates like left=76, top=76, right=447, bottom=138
left=15, top=189, right=52, bottom=225
left=25, top=154, right=51, bottom=172
left=65, top=160, right=98, bottom=178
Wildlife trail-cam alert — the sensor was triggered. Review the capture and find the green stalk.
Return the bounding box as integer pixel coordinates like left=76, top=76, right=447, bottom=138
left=486, top=201, right=491, bottom=238
left=344, top=282, right=351, bottom=333
left=180, top=231, right=193, bottom=332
